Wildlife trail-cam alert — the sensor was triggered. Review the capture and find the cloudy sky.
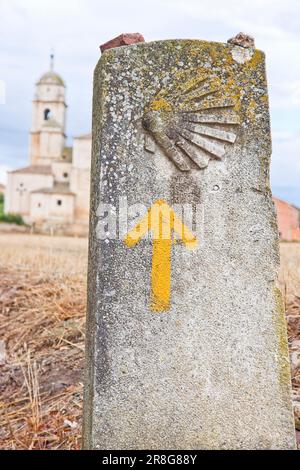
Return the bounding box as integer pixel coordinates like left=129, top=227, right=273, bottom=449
left=0, top=0, right=299, bottom=204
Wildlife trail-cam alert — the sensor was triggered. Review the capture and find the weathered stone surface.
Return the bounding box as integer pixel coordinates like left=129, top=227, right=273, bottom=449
left=83, top=39, right=296, bottom=450
left=100, top=33, right=145, bottom=52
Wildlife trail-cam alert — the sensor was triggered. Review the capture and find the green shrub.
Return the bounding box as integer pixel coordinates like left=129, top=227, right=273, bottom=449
left=0, top=193, right=4, bottom=214
left=0, top=213, right=25, bottom=225
left=0, top=194, right=25, bottom=225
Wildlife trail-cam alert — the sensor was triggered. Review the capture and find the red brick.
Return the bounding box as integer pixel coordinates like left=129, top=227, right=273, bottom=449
left=273, top=197, right=300, bottom=241
left=100, top=33, right=145, bottom=52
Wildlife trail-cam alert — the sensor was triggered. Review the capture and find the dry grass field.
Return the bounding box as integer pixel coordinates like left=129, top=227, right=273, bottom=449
left=0, top=234, right=88, bottom=449
left=0, top=233, right=299, bottom=449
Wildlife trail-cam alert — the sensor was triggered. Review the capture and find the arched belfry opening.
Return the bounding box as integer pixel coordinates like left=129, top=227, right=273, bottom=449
left=44, top=108, right=51, bottom=121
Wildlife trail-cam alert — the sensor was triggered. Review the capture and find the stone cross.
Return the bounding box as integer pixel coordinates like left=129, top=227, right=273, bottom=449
left=83, top=34, right=296, bottom=450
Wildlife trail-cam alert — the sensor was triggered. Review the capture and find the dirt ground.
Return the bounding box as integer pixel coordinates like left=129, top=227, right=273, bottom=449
left=0, top=234, right=87, bottom=449
left=0, top=233, right=299, bottom=449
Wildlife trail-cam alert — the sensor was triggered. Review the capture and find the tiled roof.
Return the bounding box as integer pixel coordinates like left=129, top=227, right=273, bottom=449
left=10, top=165, right=52, bottom=175
left=32, top=183, right=75, bottom=196
left=273, top=196, right=300, bottom=212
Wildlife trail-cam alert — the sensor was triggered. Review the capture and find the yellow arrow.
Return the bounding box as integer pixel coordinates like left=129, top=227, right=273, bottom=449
left=124, top=199, right=198, bottom=312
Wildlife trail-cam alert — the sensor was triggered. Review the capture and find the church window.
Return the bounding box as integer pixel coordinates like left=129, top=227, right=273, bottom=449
left=57, top=199, right=62, bottom=206
left=63, top=172, right=68, bottom=178
left=38, top=203, right=41, bottom=208
left=44, top=108, right=51, bottom=120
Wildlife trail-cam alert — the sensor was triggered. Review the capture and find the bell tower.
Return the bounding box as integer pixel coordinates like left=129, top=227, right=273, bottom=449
left=29, top=54, right=67, bottom=165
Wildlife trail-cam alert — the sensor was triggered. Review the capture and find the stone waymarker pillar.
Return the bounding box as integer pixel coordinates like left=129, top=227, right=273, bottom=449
left=83, top=35, right=296, bottom=450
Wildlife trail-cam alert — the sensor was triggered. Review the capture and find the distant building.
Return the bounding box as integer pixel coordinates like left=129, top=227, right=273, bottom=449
left=0, top=184, right=5, bottom=194
left=273, top=197, right=300, bottom=241
left=5, top=56, right=91, bottom=235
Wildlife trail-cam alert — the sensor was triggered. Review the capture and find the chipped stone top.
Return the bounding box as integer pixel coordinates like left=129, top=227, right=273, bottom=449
left=100, top=33, right=145, bottom=52
left=227, top=32, right=255, bottom=49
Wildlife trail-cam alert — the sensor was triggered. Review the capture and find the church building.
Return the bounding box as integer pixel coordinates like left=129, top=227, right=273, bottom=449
left=5, top=56, right=91, bottom=236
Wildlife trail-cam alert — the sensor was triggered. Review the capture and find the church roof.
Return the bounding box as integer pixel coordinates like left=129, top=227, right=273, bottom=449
left=273, top=196, right=300, bottom=212
left=32, top=183, right=75, bottom=196
left=10, top=165, right=52, bottom=175
left=37, top=70, right=65, bottom=87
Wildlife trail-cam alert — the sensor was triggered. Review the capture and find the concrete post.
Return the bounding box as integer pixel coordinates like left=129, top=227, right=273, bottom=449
left=83, top=35, right=296, bottom=450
